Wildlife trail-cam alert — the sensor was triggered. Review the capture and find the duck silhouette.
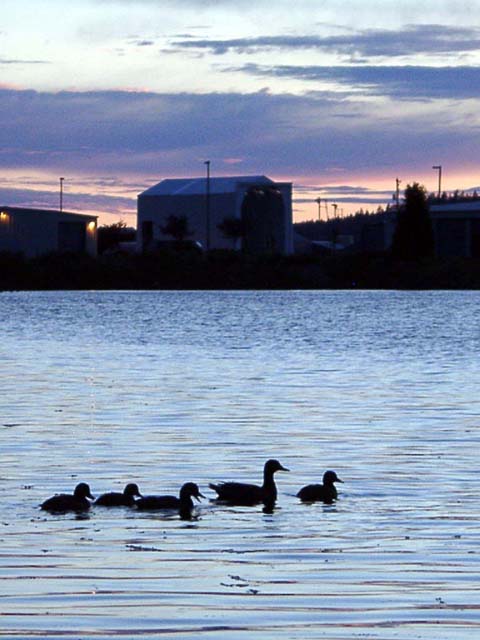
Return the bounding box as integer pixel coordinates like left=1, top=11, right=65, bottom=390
left=41, top=482, right=94, bottom=513
left=94, top=483, right=142, bottom=507
left=209, top=459, right=289, bottom=506
left=297, top=470, right=343, bottom=503
left=135, top=482, right=205, bottom=516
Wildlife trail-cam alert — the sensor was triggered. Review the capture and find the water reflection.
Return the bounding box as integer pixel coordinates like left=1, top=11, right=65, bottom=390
left=1, top=290, right=479, bottom=638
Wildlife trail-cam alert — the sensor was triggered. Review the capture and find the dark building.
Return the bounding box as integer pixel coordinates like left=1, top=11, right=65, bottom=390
left=0, top=206, right=98, bottom=258
left=430, top=202, right=480, bottom=258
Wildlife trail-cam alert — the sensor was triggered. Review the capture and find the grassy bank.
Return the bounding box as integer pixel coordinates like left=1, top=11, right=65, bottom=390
left=1, top=249, right=480, bottom=290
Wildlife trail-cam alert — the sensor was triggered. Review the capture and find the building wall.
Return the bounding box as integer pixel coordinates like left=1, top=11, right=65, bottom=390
left=0, top=208, right=97, bottom=258
left=138, top=192, right=236, bottom=251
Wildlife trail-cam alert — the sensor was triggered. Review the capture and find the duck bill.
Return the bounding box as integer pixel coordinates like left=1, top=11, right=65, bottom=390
left=336, top=478, right=344, bottom=483
left=88, top=492, right=95, bottom=500
left=195, top=492, right=206, bottom=502
left=280, top=465, right=290, bottom=472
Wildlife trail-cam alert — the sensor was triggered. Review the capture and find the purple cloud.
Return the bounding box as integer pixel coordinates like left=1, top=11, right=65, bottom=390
left=171, top=24, right=480, bottom=58
left=234, top=63, right=480, bottom=100
left=0, top=85, right=479, bottom=219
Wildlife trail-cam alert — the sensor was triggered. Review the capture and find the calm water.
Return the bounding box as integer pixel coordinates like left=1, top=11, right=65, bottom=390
left=0, top=290, right=479, bottom=639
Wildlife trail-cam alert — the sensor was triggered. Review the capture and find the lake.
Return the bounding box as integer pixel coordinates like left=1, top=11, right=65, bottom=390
left=0, top=290, right=479, bottom=639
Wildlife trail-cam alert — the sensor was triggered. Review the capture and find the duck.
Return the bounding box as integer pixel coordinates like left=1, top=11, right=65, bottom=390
left=40, top=482, right=94, bottom=513
left=209, top=459, right=289, bottom=506
left=94, top=483, right=142, bottom=507
left=297, top=470, right=343, bottom=503
left=135, top=482, right=205, bottom=514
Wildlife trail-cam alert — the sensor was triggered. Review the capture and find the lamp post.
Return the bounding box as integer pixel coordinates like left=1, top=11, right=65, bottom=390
left=432, top=165, right=442, bottom=199
left=315, top=197, right=321, bottom=221
left=204, top=160, right=210, bottom=251
left=59, top=177, right=64, bottom=213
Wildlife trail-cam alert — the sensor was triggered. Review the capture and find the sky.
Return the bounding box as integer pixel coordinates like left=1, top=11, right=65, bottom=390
left=1, top=0, right=480, bottom=225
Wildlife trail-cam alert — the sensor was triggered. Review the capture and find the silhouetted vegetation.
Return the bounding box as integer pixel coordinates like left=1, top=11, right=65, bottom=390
left=160, top=215, right=192, bottom=243
left=427, top=189, right=480, bottom=205
left=97, top=221, right=135, bottom=254
left=391, top=183, right=434, bottom=260
left=294, top=207, right=388, bottom=244
left=217, top=216, right=247, bottom=248
left=1, top=247, right=480, bottom=291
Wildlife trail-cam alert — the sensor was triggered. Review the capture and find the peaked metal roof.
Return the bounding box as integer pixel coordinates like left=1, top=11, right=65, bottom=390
left=139, top=175, right=275, bottom=197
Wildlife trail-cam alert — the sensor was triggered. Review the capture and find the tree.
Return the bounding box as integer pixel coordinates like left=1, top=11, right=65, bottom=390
left=391, top=183, right=435, bottom=260
left=97, top=220, right=135, bottom=254
left=217, top=216, right=247, bottom=249
left=160, top=215, right=192, bottom=243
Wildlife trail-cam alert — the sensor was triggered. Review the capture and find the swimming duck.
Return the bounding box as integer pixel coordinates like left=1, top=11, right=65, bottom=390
left=94, top=483, right=142, bottom=507
left=209, top=459, right=289, bottom=506
left=297, top=470, right=343, bottom=503
left=40, top=482, right=94, bottom=513
left=135, top=482, right=205, bottom=513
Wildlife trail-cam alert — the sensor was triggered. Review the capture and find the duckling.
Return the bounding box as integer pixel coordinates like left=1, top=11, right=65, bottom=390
left=209, top=459, right=289, bottom=506
left=297, top=470, right=343, bottom=503
left=41, top=482, right=94, bottom=513
left=95, top=483, right=142, bottom=507
left=135, top=482, right=204, bottom=515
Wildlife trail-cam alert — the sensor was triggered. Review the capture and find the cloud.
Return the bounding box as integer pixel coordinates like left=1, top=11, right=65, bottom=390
left=235, top=64, right=480, bottom=100
left=293, top=184, right=396, bottom=207
left=0, top=184, right=136, bottom=218
left=133, top=39, right=155, bottom=47
left=170, top=24, right=480, bottom=58
left=0, top=58, right=49, bottom=65
left=0, top=85, right=479, bottom=212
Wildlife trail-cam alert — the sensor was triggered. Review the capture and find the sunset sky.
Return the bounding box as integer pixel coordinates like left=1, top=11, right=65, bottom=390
left=2, top=0, right=480, bottom=225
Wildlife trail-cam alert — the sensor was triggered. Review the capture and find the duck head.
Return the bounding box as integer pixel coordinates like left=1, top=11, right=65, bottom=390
left=265, top=459, right=290, bottom=475
left=124, top=483, right=142, bottom=498
left=323, top=470, right=343, bottom=485
left=181, top=482, right=205, bottom=502
left=74, top=482, right=94, bottom=500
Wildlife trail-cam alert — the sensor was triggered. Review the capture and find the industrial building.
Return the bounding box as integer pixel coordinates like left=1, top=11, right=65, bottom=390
left=430, top=201, right=480, bottom=258
left=0, top=207, right=98, bottom=258
left=137, top=175, right=293, bottom=254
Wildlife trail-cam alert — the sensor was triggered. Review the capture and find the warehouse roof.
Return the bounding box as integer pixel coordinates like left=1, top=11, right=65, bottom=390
left=139, top=175, right=275, bottom=197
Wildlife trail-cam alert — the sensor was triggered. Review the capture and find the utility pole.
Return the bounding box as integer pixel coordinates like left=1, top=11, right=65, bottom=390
left=204, top=160, right=211, bottom=250
left=59, top=177, right=64, bottom=213
left=315, top=197, right=321, bottom=221
left=432, top=165, right=442, bottom=199
left=395, top=177, right=401, bottom=210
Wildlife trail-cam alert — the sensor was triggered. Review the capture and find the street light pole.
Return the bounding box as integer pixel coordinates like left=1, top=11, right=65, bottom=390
left=315, top=197, right=321, bottom=221
left=432, top=165, right=442, bottom=199
left=59, top=177, right=64, bottom=212
left=204, top=160, right=211, bottom=251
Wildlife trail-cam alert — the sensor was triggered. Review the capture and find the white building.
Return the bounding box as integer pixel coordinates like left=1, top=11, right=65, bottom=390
left=0, top=207, right=97, bottom=258
left=137, top=175, right=293, bottom=254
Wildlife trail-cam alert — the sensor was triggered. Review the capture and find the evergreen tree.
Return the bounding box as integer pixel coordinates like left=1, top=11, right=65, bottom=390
left=391, top=183, right=435, bottom=260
